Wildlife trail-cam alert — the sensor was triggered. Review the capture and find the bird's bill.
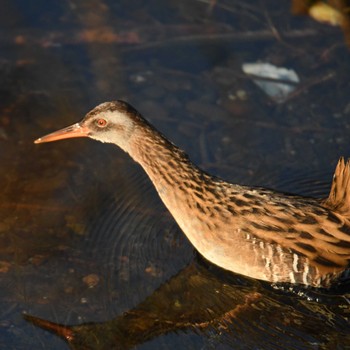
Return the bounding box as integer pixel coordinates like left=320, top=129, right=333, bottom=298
left=34, top=123, right=89, bottom=144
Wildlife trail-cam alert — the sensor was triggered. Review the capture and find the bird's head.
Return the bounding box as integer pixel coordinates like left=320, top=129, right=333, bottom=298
left=35, top=101, right=143, bottom=151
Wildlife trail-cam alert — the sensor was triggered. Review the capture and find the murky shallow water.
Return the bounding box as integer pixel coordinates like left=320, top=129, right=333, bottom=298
left=1, top=0, right=350, bottom=349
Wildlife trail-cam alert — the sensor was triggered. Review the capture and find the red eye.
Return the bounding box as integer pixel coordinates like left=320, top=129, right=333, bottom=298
left=96, top=118, right=107, bottom=127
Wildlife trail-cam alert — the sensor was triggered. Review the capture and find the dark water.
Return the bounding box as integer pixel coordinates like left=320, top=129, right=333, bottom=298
left=1, top=0, right=350, bottom=349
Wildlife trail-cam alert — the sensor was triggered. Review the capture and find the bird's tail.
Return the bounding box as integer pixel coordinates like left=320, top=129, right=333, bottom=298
left=322, top=157, right=350, bottom=216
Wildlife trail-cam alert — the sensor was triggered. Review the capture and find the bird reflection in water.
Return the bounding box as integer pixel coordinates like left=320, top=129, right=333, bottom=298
left=25, top=260, right=350, bottom=349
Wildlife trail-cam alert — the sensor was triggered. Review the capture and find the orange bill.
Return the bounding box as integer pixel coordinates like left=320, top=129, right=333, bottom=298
left=34, top=123, right=89, bottom=144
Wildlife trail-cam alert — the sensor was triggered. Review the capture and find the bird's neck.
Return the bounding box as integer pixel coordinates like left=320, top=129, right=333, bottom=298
left=127, top=124, right=224, bottom=252
left=128, top=125, right=210, bottom=198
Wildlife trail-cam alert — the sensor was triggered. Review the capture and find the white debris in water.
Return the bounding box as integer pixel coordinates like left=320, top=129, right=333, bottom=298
left=242, top=62, right=300, bottom=103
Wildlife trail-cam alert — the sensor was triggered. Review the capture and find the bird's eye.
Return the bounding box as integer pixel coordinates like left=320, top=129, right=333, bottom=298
left=96, top=118, right=107, bottom=127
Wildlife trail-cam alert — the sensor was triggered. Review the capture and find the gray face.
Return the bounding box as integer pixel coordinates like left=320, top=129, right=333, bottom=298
left=83, top=102, right=137, bottom=150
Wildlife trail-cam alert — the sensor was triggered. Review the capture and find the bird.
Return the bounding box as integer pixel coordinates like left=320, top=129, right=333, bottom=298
left=35, top=100, right=350, bottom=288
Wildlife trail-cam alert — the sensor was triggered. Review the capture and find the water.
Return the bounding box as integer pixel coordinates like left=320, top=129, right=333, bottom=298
left=0, top=0, right=350, bottom=349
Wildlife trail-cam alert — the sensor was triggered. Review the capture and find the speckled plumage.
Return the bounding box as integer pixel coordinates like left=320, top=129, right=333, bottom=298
left=35, top=101, right=350, bottom=288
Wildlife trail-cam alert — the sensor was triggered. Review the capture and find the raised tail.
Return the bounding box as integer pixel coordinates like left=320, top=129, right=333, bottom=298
left=322, top=157, right=350, bottom=216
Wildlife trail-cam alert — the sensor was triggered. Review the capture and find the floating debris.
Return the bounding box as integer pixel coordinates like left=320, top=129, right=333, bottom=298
left=309, top=2, right=344, bottom=26
left=242, top=62, right=300, bottom=103
left=82, top=273, right=100, bottom=288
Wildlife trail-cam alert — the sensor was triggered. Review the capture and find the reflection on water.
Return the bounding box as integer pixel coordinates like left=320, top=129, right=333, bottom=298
left=25, top=261, right=350, bottom=349
left=1, top=0, right=350, bottom=349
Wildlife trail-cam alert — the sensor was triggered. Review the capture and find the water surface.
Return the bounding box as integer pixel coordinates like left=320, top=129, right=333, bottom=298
left=0, top=0, right=350, bottom=349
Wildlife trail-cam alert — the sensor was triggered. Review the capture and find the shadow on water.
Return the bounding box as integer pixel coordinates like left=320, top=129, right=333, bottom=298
left=1, top=0, right=350, bottom=349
